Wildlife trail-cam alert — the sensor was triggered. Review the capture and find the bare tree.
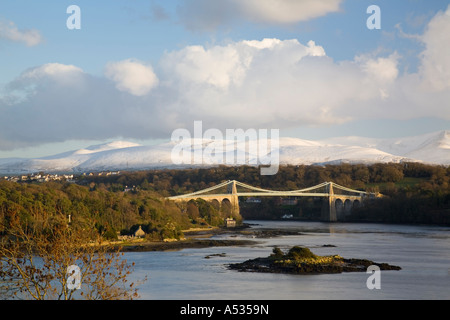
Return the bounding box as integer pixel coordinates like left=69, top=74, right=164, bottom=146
left=0, top=211, right=145, bottom=300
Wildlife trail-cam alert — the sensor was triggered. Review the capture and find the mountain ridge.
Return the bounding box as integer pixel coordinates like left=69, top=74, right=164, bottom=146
left=0, top=131, right=448, bottom=175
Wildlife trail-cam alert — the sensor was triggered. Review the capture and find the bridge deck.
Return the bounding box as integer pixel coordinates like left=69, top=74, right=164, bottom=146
left=168, top=180, right=377, bottom=201
left=169, top=192, right=366, bottom=200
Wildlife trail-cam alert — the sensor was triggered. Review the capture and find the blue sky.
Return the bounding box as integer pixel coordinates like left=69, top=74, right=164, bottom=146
left=0, top=0, right=449, bottom=158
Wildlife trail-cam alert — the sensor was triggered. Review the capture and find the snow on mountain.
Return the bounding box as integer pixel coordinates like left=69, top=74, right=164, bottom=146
left=277, top=137, right=409, bottom=165
left=0, top=141, right=145, bottom=174
left=0, top=131, right=448, bottom=175
left=320, top=130, right=450, bottom=165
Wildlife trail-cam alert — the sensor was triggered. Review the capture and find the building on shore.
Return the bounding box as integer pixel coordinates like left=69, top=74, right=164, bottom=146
left=224, top=218, right=236, bottom=228
left=134, top=226, right=146, bottom=238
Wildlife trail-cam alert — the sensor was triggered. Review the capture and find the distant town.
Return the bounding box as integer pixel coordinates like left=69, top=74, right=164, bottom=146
left=1, top=171, right=121, bottom=183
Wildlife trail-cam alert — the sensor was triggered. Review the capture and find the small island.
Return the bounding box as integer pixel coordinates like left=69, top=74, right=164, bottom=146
left=228, top=246, right=401, bottom=274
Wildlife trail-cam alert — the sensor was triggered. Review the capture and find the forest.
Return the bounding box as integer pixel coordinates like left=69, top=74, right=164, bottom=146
left=1, top=162, right=449, bottom=244
left=76, top=162, right=450, bottom=225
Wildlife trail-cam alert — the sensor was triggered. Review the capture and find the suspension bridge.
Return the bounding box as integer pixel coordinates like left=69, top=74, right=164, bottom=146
left=167, top=180, right=382, bottom=222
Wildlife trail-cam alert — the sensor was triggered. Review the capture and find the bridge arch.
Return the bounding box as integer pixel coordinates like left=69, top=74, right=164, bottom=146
left=335, top=199, right=344, bottom=211
left=210, top=199, right=221, bottom=211
left=344, top=199, right=352, bottom=214
left=221, top=198, right=232, bottom=215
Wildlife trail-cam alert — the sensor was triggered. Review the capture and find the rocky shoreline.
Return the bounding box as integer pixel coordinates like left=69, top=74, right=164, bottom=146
left=228, top=246, right=402, bottom=274
left=118, top=238, right=255, bottom=252
left=117, top=224, right=302, bottom=252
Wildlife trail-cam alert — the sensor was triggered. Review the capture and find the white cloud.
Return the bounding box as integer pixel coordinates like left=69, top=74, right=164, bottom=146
left=237, top=0, right=342, bottom=24
left=5, top=63, right=85, bottom=100
left=177, top=0, right=343, bottom=30
left=419, top=5, right=450, bottom=91
left=160, top=44, right=245, bottom=89
left=361, top=54, right=400, bottom=83
left=0, top=61, right=165, bottom=150
left=156, top=38, right=402, bottom=129
left=104, top=59, right=159, bottom=96
left=1, top=6, right=450, bottom=150
left=160, top=38, right=327, bottom=91
left=21, top=63, right=84, bottom=79
left=0, top=20, right=42, bottom=46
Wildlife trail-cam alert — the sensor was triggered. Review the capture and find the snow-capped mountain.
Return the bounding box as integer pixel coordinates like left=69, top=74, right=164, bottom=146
left=318, top=130, right=450, bottom=165
left=0, top=131, right=448, bottom=174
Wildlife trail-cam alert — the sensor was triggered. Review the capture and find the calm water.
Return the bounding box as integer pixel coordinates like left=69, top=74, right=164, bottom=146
left=126, top=220, right=450, bottom=300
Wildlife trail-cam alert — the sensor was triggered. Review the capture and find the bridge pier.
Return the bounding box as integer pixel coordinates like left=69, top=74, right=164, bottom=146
left=321, top=182, right=337, bottom=222
left=322, top=198, right=363, bottom=222
left=214, top=195, right=240, bottom=217
left=230, top=195, right=240, bottom=217
left=321, top=196, right=337, bottom=222
left=320, top=182, right=365, bottom=222
left=227, top=181, right=240, bottom=217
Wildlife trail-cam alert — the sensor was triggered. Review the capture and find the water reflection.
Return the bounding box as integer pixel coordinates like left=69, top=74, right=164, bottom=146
left=127, top=220, right=450, bottom=300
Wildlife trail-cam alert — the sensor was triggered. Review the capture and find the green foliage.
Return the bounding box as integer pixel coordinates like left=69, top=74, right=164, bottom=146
left=102, top=228, right=118, bottom=240
left=0, top=180, right=198, bottom=241
left=78, top=162, right=448, bottom=196
left=77, top=162, right=449, bottom=225
left=2, top=161, right=449, bottom=233
left=287, top=246, right=317, bottom=260
left=270, top=247, right=284, bottom=260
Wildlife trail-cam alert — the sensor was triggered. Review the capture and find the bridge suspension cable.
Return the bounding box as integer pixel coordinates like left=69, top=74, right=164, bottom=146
left=168, top=180, right=371, bottom=200
left=330, top=182, right=369, bottom=195
left=285, top=181, right=330, bottom=193
left=173, top=180, right=230, bottom=198
left=234, top=180, right=286, bottom=194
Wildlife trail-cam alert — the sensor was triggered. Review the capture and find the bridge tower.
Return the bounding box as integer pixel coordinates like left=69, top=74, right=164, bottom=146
left=321, top=182, right=337, bottom=222
left=226, top=180, right=240, bottom=216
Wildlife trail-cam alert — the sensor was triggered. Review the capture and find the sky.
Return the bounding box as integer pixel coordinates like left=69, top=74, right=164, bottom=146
left=0, top=0, right=449, bottom=158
